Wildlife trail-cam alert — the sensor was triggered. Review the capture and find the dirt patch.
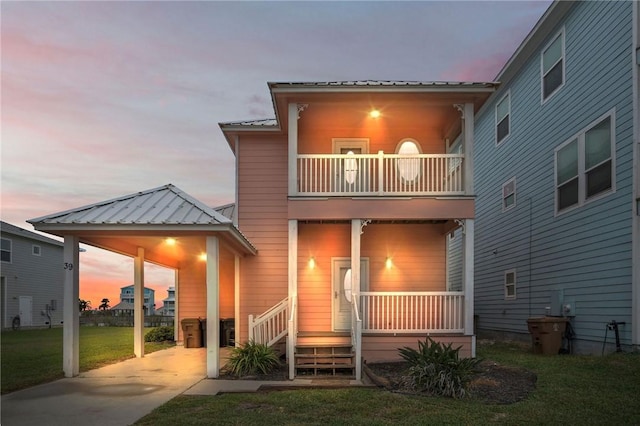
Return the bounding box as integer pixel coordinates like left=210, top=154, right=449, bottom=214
left=365, top=360, right=536, bottom=404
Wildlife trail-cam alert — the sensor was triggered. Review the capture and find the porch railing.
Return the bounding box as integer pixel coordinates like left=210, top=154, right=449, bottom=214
left=248, top=297, right=289, bottom=347
left=360, top=291, right=464, bottom=333
left=297, top=152, right=464, bottom=196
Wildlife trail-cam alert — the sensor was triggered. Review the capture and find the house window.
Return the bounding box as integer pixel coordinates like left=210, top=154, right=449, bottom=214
left=555, top=111, right=614, bottom=213
left=396, top=139, right=422, bottom=182
left=502, top=178, right=516, bottom=212
left=32, top=245, right=41, bottom=256
left=541, top=29, right=564, bottom=102
left=505, top=269, right=516, bottom=300
left=496, top=92, right=510, bottom=144
left=1, top=238, right=11, bottom=263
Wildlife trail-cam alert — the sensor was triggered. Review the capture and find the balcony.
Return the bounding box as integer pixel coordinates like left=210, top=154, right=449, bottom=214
left=296, top=151, right=464, bottom=196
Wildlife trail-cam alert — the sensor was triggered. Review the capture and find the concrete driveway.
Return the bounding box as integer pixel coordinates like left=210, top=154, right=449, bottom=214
left=1, top=346, right=215, bottom=426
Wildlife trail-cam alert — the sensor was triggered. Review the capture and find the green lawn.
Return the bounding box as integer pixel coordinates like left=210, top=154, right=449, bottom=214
left=135, top=341, right=640, bottom=425
left=1, top=327, right=174, bottom=394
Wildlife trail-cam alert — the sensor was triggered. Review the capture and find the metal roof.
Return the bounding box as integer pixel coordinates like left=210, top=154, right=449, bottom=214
left=269, top=80, right=498, bottom=89
left=219, top=118, right=277, bottom=127
left=214, top=203, right=235, bottom=220
left=28, top=184, right=232, bottom=226
left=0, top=221, right=63, bottom=246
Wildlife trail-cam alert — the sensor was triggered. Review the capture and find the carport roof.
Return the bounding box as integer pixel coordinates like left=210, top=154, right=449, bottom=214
left=28, top=184, right=256, bottom=263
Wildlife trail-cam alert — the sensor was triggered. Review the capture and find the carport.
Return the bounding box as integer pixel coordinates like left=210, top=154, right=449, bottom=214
left=28, top=184, right=256, bottom=378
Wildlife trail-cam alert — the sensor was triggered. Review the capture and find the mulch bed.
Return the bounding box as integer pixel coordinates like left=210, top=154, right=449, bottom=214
left=364, top=360, right=537, bottom=404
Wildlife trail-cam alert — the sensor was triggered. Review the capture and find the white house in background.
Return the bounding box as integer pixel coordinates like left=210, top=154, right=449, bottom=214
left=158, top=286, right=175, bottom=316
left=118, top=284, right=155, bottom=314
left=0, top=221, right=64, bottom=328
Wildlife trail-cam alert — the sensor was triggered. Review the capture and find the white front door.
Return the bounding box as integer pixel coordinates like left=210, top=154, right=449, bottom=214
left=332, top=258, right=368, bottom=331
left=19, top=296, right=32, bottom=327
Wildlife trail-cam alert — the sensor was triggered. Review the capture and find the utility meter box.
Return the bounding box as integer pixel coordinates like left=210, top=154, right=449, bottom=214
left=549, top=289, right=564, bottom=317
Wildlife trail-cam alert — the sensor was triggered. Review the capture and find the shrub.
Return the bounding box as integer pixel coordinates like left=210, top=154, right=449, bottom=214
left=398, top=337, right=481, bottom=398
left=144, top=326, right=174, bottom=342
left=226, top=340, right=280, bottom=377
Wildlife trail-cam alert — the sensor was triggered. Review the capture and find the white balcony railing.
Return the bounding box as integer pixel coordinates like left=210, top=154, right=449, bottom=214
left=297, top=152, right=464, bottom=196
left=360, top=291, right=464, bottom=333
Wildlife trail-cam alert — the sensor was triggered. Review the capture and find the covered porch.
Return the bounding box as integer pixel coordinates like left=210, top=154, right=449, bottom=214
left=28, top=184, right=256, bottom=379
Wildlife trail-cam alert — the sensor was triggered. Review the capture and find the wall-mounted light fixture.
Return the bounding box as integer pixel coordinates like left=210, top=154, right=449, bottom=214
left=309, top=257, right=316, bottom=269
left=385, top=257, right=393, bottom=269
left=165, top=238, right=177, bottom=246
left=369, top=109, right=381, bottom=119
left=199, top=253, right=207, bottom=261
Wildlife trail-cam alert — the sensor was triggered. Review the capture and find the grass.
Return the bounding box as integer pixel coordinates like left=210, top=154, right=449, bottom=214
left=1, top=326, right=174, bottom=394
left=135, top=341, right=640, bottom=425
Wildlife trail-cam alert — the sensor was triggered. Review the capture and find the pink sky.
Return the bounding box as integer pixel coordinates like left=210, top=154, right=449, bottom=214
left=1, top=1, right=552, bottom=307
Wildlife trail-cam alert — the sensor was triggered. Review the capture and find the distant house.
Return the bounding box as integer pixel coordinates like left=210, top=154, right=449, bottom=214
left=118, top=284, right=155, bottom=315
left=471, top=0, right=639, bottom=353
left=158, top=286, right=175, bottom=317
left=0, top=221, right=63, bottom=328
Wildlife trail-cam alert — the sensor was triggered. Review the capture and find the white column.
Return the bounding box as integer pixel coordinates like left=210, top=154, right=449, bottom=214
left=351, top=220, right=362, bottom=381
left=287, top=219, right=298, bottom=380
left=174, top=269, right=180, bottom=344
left=234, top=255, right=240, bottom=347
left=463, top=219, right=475, bottom=340
left=206, top=236, right=220, bottom=378
left=62, top=236, right=80, bottom=377
left=134, top=247, right=144, bottom=358
left=463, top=102, right=475, bottom=195
left=288, top=103, right=299, bottom=196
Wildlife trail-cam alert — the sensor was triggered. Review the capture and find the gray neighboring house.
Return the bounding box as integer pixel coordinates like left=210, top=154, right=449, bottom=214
left=1, top=221, right=64, bottom=328
left=469, top=0, right=639, bottom=353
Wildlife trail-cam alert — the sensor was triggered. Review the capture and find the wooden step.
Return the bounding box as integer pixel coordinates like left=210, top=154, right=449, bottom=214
left=294, top=343, right=355, bottom=377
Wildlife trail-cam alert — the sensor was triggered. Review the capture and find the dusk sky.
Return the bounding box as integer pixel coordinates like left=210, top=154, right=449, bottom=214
left=1, top=1, right=552, bottom=308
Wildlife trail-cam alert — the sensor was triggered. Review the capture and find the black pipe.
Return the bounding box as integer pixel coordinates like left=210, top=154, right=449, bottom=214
left=607, top=320, right=626, bottom=353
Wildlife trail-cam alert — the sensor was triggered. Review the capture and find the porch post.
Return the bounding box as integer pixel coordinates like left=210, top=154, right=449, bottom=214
left=62, top=236, right=80, bottom=377
left=173, top=269, right=179, bottom=345
left=206, top=236, right=220, bottom=378
left=288, top=219, right=298, bottom=380
left=288, top=103, right=299, bottom=196
left=463, top=219, right=476, bottom=357
left=463, top=102, right=475, bottom=196
left=351, top=219, right=362, bottom=381
left=134, top=247, right=145, bottom=358
left=234, top=254, right=240, bottom=348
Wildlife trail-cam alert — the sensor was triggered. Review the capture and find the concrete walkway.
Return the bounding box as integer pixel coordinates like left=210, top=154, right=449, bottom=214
left=1, top=346, right=371, bottom=426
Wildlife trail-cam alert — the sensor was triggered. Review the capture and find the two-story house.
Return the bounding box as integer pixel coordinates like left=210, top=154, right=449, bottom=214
left=471, top=0, right=639, bottom=353
left=1, top=221, right=64, bottom=329
left=29, top=81, right=495, bottom=379
left=114, top=284, right=155, bottom=315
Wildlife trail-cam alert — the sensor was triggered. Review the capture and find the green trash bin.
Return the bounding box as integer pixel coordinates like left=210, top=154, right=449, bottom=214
left=527, top=317, right=568, bottom=355
left=181, top=318, right=202, bottom=348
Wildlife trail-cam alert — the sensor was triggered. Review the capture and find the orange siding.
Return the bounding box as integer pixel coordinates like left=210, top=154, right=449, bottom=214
left=362, top=335, right=472, bottom=363
left=237, top=136, right=289, bottom=344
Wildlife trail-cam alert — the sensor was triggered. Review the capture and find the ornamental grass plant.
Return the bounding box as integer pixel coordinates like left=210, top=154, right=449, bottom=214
left=226, top=340, right=280, bottom=377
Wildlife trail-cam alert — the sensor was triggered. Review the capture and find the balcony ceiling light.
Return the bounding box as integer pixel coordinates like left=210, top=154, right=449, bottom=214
left=369, top=109, right=381, bottom=119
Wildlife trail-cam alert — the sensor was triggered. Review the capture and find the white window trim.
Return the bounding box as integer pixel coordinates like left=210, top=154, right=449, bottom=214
left=554, top=109, right=616, bottom=215
left=504, top=269, right=517, bottom=300
left=1, top=238, right=12, bottom=263
left=32, top=245, right=41, bottom=256
left=502, top=177, right=517, bottom=212
left=495, top=90, right=511, bottom=145
left=541, top=27, right=565, bottom=104
left=332, top=138, right=369, bottom=154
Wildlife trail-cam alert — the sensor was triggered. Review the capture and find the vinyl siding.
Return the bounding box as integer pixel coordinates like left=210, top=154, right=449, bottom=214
left=237, top=135, right=289, bottom=344
left=362, top=335, right=471, bottom=362
left=473, top=0, right=635, bottom=351
left=0, top=232, right=63, bottom=328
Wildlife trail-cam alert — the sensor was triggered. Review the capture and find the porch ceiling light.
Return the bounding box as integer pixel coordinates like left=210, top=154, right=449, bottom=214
left=165, top=238, right=177, bottom=246
left=369, top=109, right=381, bottom=119
left=385, top=257, right=393, bottom=269
left=308, top=257, right=315, bottom=269
left=199, top=253, right=207, bottom=261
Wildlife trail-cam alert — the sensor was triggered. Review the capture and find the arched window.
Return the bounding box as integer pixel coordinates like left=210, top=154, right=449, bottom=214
left=396, top=139, right=421, bottom=182
left=343, top=268, right=353, bottom=302
left=344, top=151, right=358, bottom=185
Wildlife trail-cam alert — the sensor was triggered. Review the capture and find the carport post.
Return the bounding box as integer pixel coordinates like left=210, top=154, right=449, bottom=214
left=134, top=247, right=145, bottom=358
left=206, top=236, right=220, bottom=378
left=63, top=236, right=80, bottom=377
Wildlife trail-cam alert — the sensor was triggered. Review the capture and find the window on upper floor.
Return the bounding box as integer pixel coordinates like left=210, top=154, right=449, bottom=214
left=1, top=238, right=11, bottom=263
left=496, top=92, right=510, bottom=144
left=541, top=29, right=565, bottom=102
left=396, top=139, right=422, bottom=182
left=555, top=111, right=615, bottom=214
left=502, top=177, right=516, bottom=212
left=504, top=269, right=516, bottom=300
left=32, top=245, right=41, bottom=256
